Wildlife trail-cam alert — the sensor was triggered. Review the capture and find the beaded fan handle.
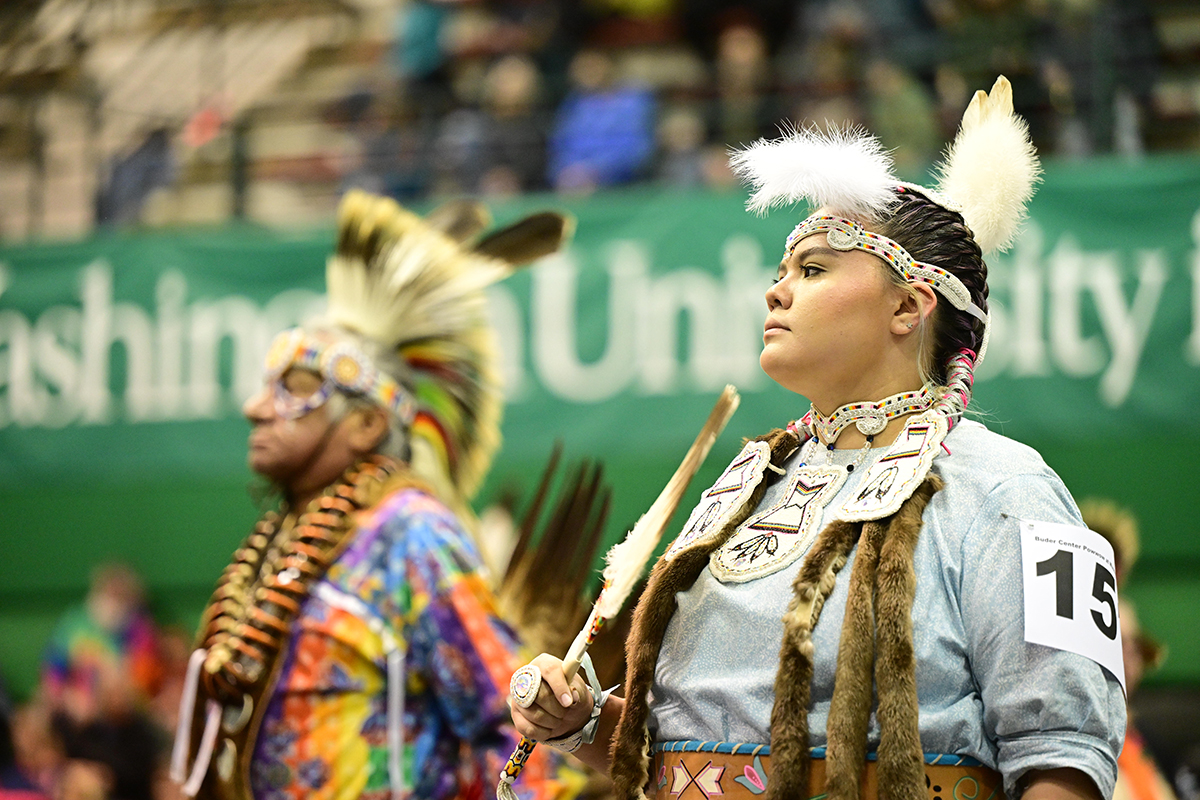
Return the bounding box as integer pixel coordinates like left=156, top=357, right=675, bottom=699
left=496, top=387, right=740, bottom=800
left=497, top=605, right=602, bottom=795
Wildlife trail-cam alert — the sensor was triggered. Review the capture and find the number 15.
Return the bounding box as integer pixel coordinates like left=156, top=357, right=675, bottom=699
left=1035, top=549, right=1118, bottom=640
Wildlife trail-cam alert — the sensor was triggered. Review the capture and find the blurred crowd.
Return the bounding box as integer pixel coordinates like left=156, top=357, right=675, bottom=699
left=93, top=0, right=1173, bottom=225
left=320, top=0, right=1164, bottom=204
left=2, top=564, right=188, bottom=800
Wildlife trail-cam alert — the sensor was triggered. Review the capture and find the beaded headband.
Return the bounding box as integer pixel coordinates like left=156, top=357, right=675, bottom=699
left=786, top=214, right=988, bottom=325
left=262, top=327, right=416, bottom=423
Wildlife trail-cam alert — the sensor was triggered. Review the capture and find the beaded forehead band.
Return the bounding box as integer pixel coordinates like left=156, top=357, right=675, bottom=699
left=785, top=214, right=988, bottom=325
left=262, top=327, right=416, bottom=423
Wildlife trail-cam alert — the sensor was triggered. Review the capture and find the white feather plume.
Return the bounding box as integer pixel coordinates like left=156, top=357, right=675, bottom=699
left=934, top=75, right=1042, bottom=253
left=593, top=386, right=740, bottom=621
left=729, top=124, right=898, bottom=221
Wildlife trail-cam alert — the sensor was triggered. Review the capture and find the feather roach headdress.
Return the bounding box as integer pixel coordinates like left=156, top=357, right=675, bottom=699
left=323, top=190, right=573, bottom=504
left=730, top=75, right=1041, bottom=255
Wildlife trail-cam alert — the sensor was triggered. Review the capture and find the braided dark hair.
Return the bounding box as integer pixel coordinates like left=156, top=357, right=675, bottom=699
left=872, top=187, right=988, bottom=418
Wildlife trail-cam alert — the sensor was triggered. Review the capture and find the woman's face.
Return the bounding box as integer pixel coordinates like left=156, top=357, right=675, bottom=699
left=761, top=231, right=908, bottom=407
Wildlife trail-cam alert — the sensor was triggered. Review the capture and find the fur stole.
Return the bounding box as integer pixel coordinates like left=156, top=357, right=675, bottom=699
left=610, top=427, right=800, bottom=798
left=611, top=434, right=944, bottom=800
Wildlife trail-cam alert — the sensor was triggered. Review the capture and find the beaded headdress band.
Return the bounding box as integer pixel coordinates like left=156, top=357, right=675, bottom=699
left=731, top=77, right=1039, bottom=255
left=262, top=327, right=417, bottom=423
left=785, top=215, right=988, bottom=325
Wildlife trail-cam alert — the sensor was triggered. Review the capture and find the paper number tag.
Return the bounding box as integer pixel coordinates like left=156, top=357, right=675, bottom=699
left=1019, top=519, right=1126, bottom=695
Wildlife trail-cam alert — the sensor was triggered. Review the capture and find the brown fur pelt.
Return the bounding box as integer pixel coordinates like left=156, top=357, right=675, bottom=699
left=821, top=475, right=943, bottom=800
left=821, top=519, right=885, bottom=800
left=767, top=519, right=860, bottom=800
left=873, top=475, right=941, bottom=800
left=610, top=428, right=800, bottom=800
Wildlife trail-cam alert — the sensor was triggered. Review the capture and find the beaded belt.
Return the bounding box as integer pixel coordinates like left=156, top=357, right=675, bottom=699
left=651, top=742, right=1005, bottom=800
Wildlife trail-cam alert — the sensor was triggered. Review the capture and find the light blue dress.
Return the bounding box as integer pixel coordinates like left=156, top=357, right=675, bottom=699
left=649, top=420, right=1126, bottom=798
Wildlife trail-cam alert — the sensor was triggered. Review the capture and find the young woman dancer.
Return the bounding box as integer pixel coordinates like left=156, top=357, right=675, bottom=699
left=508, top=77, right=1124, bottom=800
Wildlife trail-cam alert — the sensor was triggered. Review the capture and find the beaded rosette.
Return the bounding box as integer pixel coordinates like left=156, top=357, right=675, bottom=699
left=509, top=665, right=541, bottom=709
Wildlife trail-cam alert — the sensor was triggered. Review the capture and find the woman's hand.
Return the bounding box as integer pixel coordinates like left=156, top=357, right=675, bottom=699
left=509, top=653, right=594, bottom=742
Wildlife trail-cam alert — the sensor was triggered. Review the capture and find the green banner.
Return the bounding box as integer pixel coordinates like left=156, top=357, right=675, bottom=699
left=2, top=157, right=1199, bottom=694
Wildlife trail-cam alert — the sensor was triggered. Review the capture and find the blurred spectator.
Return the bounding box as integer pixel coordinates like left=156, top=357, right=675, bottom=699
left=40, top=563, right=165, bottom=800
left=680, top=1, right=794, bottom=61
left=329, top=85, right=434, bottom=202
left=1179, top=747, right=1200, bottom=800
left=1079, top=498, right=1140, bottom=583
left=7, top=704, right=62, bottom=800
left=41, top=563, right=163, bottom=717
left=775, top=0, right=869, bottom=131
left=699, top=143, right=739, bottom=189
left=393, top=1, right=449, bottom=82
left=94, top=129, right=175, bottom=227
left=714, top=17, right=773, bottom=146
left=928, top=0, right=1046, bottom=145
left=568, top=0, right=681, bottom=51
left=53, top=694, right=160, bottom=800
left=148, top=628, right=192, bottom=800
left=861, top=0, right=943, bottom=78
left=479, top=54, right=549, bottom=196
left=433, top=102, right=489, bottom=195
left=431, top=50, right=547, bottom=196
left=865, top=60, right=940, bottom=175
left=657, top=106, right=707, bottom=188
left=1114, top=599, right=1177, bottom=800
left=144, top=628, right=191, bottom=740
left=547, top=49, right=655, bottom=193
left=58, top=760, right=109, bottom=800
left=391, top=0, right=455, bottom=122
left=1, top=681, right=51, bottom=800
left=1034, top=0, right=1161, bottom=158
left=391, top=0, right=554, bottom=122
left=1080, top=500, right=1179, bottom=800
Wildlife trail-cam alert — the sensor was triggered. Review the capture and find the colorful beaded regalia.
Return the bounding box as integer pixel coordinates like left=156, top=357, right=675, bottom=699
left=170, top=192, right=573, bottom=800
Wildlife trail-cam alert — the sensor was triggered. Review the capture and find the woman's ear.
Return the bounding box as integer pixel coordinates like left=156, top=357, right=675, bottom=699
left=893, top=283, right=938, bottom=335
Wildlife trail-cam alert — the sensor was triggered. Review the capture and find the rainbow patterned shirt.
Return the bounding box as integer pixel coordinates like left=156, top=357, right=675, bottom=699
left=248, top=486, right=569, bottom=800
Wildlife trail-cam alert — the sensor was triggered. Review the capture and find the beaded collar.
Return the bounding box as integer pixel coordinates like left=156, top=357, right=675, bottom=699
left=800, top=384, right=936, bottom=444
